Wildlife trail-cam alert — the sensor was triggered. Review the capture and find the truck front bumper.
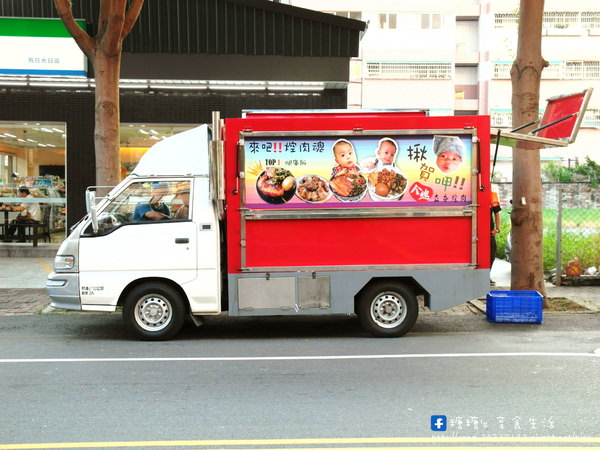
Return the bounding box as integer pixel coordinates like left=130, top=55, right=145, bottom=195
left=46, top=272, right=81, bottom=310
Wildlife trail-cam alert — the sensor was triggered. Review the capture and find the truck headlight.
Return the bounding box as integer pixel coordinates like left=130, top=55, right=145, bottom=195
left=54, top=255, right=75, bottom=272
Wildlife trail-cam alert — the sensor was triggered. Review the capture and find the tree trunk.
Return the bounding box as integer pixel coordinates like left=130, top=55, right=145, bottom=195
left=510, top=0, right=548, bottom=303
left=53, top=0, right=144, bottom=192
left=93, top=51, right=121, bottom=192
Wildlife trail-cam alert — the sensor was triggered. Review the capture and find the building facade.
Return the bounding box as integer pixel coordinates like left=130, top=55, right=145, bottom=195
left=284, top=0, right=600, bottom=182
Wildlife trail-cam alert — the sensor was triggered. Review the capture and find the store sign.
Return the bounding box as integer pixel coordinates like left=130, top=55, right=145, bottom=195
left=244, top=132, right=473, bottom=209
left=0, top=18, right=87, bottom=76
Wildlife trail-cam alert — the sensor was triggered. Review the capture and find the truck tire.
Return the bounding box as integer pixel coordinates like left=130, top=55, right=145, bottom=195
left=123, top=282, right=186, bottom=341
left=357, top=282, right=418, bottom=337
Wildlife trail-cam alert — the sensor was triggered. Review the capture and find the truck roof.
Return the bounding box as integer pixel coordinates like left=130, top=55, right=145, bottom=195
left=242, top=109, right=429, bottom=119
left=131, top=125, right=209, bottom=177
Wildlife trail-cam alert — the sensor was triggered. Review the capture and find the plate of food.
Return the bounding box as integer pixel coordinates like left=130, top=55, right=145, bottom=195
left=256, top=167, right=296, bottom=204
left=296, top=174, right=332, bottom=204
left=367, top=167, right=408, bottom=201
left=329, top=168, right=367, bottom=202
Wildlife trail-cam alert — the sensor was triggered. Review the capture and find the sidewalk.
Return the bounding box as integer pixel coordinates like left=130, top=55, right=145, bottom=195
left=0, top=256, right=53, bottom=316
left=491, top=259, right=600, bottom=312
left=0, top=256, right=599, bottom=316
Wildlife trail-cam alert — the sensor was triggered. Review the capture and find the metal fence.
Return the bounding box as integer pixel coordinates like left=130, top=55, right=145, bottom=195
left=554, top=187, right=600, bottom=284
left=495, top=182, right=600, bottom=285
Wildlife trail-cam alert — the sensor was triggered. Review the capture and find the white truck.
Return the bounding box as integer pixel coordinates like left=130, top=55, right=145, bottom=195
left=46, top=110, right=492, bottom=340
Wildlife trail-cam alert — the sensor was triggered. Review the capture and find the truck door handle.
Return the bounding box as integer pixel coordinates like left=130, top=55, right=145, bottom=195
left=175, top=238, right=189, bottom=244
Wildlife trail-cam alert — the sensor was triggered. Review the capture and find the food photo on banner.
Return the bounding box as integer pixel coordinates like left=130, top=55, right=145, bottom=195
left=243, top=133, right=472, bottom=209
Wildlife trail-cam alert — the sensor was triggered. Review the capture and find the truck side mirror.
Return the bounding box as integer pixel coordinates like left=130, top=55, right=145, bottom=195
left=90, top=205, right=98, bottom=234
left=85, top=189, right=96, bottom=214
left=86, top=189, right=99, bottom=234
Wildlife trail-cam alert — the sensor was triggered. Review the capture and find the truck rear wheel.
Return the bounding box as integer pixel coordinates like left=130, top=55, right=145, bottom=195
left=358, top=282, right=418, bottom=337
left=123, top=282, right=186, bottom=341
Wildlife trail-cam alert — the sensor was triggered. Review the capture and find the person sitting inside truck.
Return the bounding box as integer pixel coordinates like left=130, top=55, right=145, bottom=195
left=133, top=182, right=171, bottom=221
left=3, top=187, right=41, bottom=242
left=173, top=185, right=190, bottom=219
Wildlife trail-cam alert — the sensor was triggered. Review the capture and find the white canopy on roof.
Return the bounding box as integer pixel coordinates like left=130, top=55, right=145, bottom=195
left=132, top=125, right=210, bottom=177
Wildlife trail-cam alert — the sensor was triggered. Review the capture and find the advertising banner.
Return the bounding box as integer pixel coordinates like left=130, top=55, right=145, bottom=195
left=244, top=132, right=473, bottom=209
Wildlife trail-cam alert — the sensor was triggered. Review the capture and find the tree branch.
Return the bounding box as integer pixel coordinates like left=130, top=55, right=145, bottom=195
left=122, top=0, right=145, bottom=39
left=97, top=0, right=111, bottom=39
left=53, top=0, right=94, bottom=56
left=102, top=0, right=126, bottom=55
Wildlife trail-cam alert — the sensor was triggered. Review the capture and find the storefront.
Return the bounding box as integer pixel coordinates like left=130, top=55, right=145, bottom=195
left=0, top=121, right=196, bottom=242
left=0, top=121, right=66, bottom=242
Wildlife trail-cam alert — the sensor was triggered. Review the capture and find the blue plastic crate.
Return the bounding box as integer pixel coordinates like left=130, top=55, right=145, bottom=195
left=486, top=290, right=543, bottom=323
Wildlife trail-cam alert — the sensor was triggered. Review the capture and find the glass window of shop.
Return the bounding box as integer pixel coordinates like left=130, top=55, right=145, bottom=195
left=0, top=122, right=194, bottom=244
left=119, top=124, right=195, bottom=179
left=0, top=121, right=66, bottom=243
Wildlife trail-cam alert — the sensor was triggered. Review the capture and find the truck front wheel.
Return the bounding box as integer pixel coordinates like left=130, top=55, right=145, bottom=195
left=123, top=282, right=186, bottom=341
left=358, top=282, right=418, bottom=337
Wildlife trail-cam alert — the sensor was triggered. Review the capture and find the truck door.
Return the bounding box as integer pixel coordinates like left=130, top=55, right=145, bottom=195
left=79, top=179, right=197, bottom=306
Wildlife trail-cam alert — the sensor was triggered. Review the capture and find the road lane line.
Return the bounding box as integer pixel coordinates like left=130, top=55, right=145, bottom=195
left=0, top=441, right=596, bottom=450
left=34, top=258, right=51, bottom=274
left=2, top=440, right=600, bottom=449
left=0, top=352, right=598, bottom=364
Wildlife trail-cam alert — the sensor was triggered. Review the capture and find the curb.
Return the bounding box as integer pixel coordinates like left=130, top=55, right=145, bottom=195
left=468, top=297, right=599, bottom=315
left=41, top=305, right=55, bottom=314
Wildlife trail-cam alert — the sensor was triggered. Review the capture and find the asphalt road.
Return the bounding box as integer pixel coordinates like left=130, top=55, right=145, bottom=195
left=1, top=313, right=600, bottom=449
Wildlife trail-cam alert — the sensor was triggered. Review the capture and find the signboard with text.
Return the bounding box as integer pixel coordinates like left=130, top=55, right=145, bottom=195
left=244, top=132, right=473, bottom=209
left=0, top=18, right=87, bottom=76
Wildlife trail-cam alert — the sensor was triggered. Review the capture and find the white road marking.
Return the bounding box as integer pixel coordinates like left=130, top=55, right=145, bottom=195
left=1, top=437, right=600, bottom=449
left=0, top=352, right=598, bottom=364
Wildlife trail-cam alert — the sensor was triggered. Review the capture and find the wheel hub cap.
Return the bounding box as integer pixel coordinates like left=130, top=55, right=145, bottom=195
left=371, top=292, right=407, bottom=328
left=136, top=296, right=171, bottom=331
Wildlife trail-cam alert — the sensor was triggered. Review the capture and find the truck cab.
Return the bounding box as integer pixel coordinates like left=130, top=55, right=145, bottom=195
left=47, top=125, right=222, bottom=339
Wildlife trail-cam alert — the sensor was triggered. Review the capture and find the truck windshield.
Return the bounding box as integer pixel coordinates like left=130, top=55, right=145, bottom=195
left=90, top=180, right=192, bottom=236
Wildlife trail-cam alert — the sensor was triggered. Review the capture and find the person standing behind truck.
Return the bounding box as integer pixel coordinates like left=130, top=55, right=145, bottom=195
left=490, top=191, right=502, bottom=286
left=133, top=182, right=171, bottom=221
